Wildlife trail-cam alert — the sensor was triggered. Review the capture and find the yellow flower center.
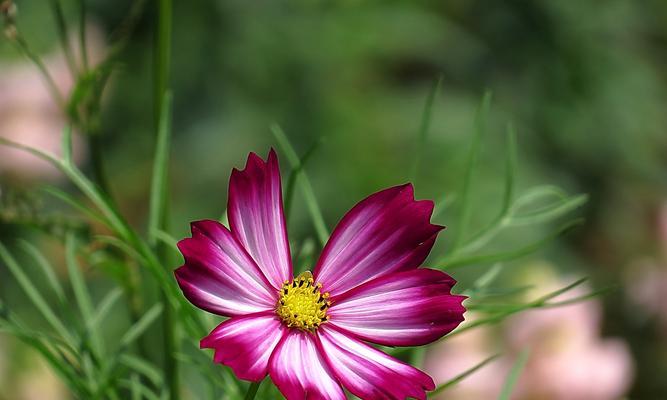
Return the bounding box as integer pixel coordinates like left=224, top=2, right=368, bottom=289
left=276, top=271, right=330, bottom=332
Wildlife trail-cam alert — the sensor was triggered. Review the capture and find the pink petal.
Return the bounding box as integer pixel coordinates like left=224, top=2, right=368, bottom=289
left=317, top=326, right=435, bottom=400
left=228, top=149, right=292, bottom=289
left=200, top=313, right=286, bottom=381
left=175, top=220, right=277, bottom=317
left=313, top=184, right=443, bottom=297
left=269, top=330, right=345, bottom=400
left=327, top=268, right=466, bottom=346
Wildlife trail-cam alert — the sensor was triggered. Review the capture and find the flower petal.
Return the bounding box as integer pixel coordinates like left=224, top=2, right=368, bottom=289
left=317, top=326, right=435, bottom=400
left=201, top=313, right=286, bottom=381
left=313, top=184, right=443, bottom=297
left=175, top=220, right=277, bottom=317
left=269, top=330, right=345, bottom=400
left=327, top=268, right=466, bottom=346
left=228, top=149, right=292, bottom=289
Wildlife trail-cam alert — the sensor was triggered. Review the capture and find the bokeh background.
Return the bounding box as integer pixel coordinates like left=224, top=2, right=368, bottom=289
left=1, top=0, right=667, bottom=399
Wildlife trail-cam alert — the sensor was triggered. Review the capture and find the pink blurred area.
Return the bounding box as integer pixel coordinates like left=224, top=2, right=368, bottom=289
left=0, top=24, right=105, bottom=181
left=424, top=268, right=634, bottom=400
left=625, top=201, right=667, bottom=333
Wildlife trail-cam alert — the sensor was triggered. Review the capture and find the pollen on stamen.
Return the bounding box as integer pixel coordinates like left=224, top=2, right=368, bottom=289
left=276, top=271, right=330, bottom=332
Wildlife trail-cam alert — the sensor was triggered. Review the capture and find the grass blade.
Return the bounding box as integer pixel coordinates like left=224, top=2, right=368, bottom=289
left=431, top=353, right=501, bottom=396
left=440, top=219, right=583, bottom=270
left=451, top=91, right=492, bottom=252
left=17, top=239, right=66, bottom=303
left=498, top=349, right=530, bottom=400
left=271, top=124, right=329, bottom=245
left=65, top=234, right=102, bottom=356
left=148, top=92, right=172, bottom=247
left=284, top=137, right=323, bottom=220
left=0, top=243, right=75, bottom=345
left=119, top=303, right=163, bottom=349
left=410, top=75, right=442, bottom=182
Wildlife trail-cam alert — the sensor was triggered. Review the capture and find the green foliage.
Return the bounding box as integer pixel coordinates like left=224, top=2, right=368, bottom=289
left=0, top=2, right=617, bottom=399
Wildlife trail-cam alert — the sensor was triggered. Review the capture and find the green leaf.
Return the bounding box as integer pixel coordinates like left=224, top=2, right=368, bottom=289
left=41, top=186, right=109, bottom=227
left=119, top=303, right=163, bottom=349
left=440, top=219, right=583, bottom=270
left=120, top=354, right=164, bottom=386
left=284, top=136, right=324, bottom=220
left=148, top=91, right=173, bottom=248
left=87, top=287, right=123, bottom=333
left=498, top=349, right=530, bottom=400
left=61, top=125, right=74, bottom=165
left=17, top=239, right=66, bottom=303
left=431, top=353, right=501, bottom=396
left=271, top=124, right=329, bottom=246
left=0, top=242, right=75, bottom=346
left=65, top=234, right=102, bottom=356
left=410, top=75, right=442, bottom=182
left=451, top=91, right=492, bottom=252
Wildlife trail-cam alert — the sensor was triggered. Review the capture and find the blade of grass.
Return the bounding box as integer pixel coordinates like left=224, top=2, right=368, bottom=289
left=120, top=354, right=164, bottom=386
left=451, top=91, right=492, bottom=252
left=87, top=287, right=123, bottom=333
left=271, top=124, right=329, bottom=245
left=410, top=75, right=442, bottom=182
left=498, top=349, right=530, bottom=400
left=49, top=0, right=78, bottom=76
left=148, top=92, right=172, bottom=247
left=431, top=353, right=501, bottom=396
left=440, top=219, right=583, bottom=270
left=17, top=239, right=66, bottom=303
left=450, top=123, right=516, bottom=256
left=65, top=234, right=102, bottom=356
left=119, top=303, right=163, bottom=349
left=0, top=243, right=75, bottom=345
left=284, top=136, right=324, bottom=220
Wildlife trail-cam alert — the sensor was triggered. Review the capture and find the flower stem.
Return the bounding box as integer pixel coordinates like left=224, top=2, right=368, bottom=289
left=154, top=0, right=178, bottom=399
left=244, top=381, right=262, bottom=400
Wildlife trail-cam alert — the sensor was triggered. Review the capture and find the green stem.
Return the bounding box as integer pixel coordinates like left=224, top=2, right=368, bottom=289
left=244, top=381, right=262, bottom=400
left=50, top=0, right=79, bottom=76
left=154, top=0, right=177, bottom=398
left=11, top=36, right=65, bottom=108
left=78, top=0, right=89, bottom=72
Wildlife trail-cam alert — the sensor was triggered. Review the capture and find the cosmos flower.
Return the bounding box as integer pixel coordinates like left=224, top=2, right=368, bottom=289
left=175, top=149, right=466, bottom=399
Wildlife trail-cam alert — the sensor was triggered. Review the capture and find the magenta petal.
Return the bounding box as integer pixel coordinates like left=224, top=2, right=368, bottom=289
left=269, top=330, right=345, bottom=400
left=313, top=184, right=443, bottom=297
left=317, top=326, right=435, bottom=400
left=201, top=313, right=285, bottom=381
left=228, top=149, right=292, bottom=289
left=327, top=268, right=466, bottom=346
left=175, top=220, right=277, bottom=317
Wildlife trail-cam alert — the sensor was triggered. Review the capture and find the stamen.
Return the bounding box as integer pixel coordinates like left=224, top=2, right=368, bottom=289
left=276, top=271, right=330, bottom=332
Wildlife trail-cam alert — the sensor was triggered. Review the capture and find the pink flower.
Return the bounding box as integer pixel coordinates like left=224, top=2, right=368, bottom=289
left=175, top=150, right=466, bottom=399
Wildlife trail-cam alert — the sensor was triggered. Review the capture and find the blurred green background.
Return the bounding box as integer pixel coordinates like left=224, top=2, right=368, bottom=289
left=1, top=0, right=667, bottom=399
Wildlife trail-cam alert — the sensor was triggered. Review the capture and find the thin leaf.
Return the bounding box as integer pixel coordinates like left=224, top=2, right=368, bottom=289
left=153, top=229, right=179, bottom=253
left=451, top=91, right=492, bottom=251
left=61, top=125, right=74, bottom=165
left=410, top=75, right=442, bottom=181
left=498, top=349, right=530, bottom=400
left=17, top=239, right=66, bottom=303
left=41, top=186, right=109, bottom=227
left=0, top=243, right=75, bottom=345
left=119, top=303, right=163, bottom=349
left=87, top=287, right=123, bottom=333
left=271, top=124, right=329, bottom=245
left=148, top=92, right=172, bottom=247
left=65, top=234, right=102, bottom=355
left=431, top=353, right=501, bottom=396
left=509, top=194, right=588, bottom=226
left=120, top=354, right=164, bottom=386
left=284, top=136, right=324, bottom=220
left=440, top=219, right=583, bottom=270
